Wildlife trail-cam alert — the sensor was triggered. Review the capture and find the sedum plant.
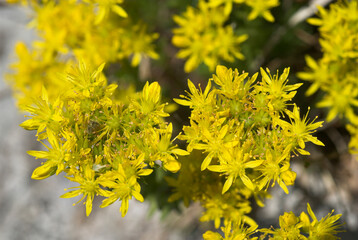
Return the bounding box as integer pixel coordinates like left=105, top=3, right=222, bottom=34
left=169, top=65, right=325, bottom=229
left=5, top=0, right=345, bottom=239
left=17, top=61, right=343, bottom=237
left=21, top=61, right=187, bottom=217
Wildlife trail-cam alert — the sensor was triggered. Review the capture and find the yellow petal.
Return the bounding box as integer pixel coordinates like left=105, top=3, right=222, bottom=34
left=132, top=191, right=144, bottom=202
left=244, top=160, right=264, bottom=168
left=201, top=153, right=213, bottom=171
left=222, top=175, right=234, bottom=194
left=111, top=5, right=128, bottom=18
left=60, top=190, right=82, bottom=199
left=31, top=163, right=56, bottom=180
left=163, top=159, right=181, bottom=173
left=85, top=196, right=93, bottom=217
left=27, top=150, right=49, bottom=159
left=173, top=98, right=191, bottom=106
left=171, top=148, right=189, bottom=156
left=240, top=174, right=254, bottom=190
left=120, top=198, right=129, bottom=217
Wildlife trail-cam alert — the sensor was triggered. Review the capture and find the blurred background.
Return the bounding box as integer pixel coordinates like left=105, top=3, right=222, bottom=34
left=1, top=1, right=358, bottom=239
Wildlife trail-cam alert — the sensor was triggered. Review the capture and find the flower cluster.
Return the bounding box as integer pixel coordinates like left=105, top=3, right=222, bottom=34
left=203, top=203, right=342, bottom=239
left=7, top=0, right=158, bottom=107
left=166, top=151, right=258, bottom=229
left=172, top=0, right=248, bottom=73
left=297, top=1, right=358, bottom=154
left=170, top=65, right=324, bottom=226
left=260, top=203, right=342, bottom=239
left=208, top=0, right=279, bottom=22
left=21, top=62, right=187, bottom=216
left=172, top=0, right=279, bottom=72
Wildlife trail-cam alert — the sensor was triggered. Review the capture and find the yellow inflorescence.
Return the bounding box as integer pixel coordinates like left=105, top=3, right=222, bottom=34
left=203, top=203, right=342, bottom=240
left=298, top=0, right=358, bottom=155
left=6, top=0, right=344, bottom=238
left=22, top=62, right=187, bottom=216
left=172, top=0, right=248, bottom=73
left=7, top=0, right=159, bottom=108
left=168, top=65, right=325, bottom=228
left=172, top=0, right=280, bottom=72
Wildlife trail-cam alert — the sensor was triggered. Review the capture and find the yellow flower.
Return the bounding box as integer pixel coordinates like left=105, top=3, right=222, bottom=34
left=208, top=146, right=264, bottom=193
left=203, top=220, right=258, bottom=240
left=260, top=203, right=342, bottom=239
left=300, top=203, right=343, bottom=239
left=144, top=123, right=188, bottom=172
left=130, top=81, right=169, bottom=122
left=174, top=78, right=214, bottom=112
left=257, top=148, right=295, bottom=194
left=212, top=65, right=257, bottom=100
left=61, top=165, right=109, bottom=216
left=207, top=0, right=279, bottom=22
left=245, top=0, right=279, bottom=22
left=276, top=104, right=324, bottom=155
left=208, top=0, right=245, bottom=16
left=98, top=166, right=144, bottom=217
left=28, top=131, right=73, bottom=179
left=118, top=22, right=159, bottom=67
left=297, top=56, right=331, bottom=96
left=20, top=87, right=64, bottom=139
left=84, top=0, right=128, bottom=24
left=317, top=84, right=358, bottom=123
left=259, top=67, right=302, bottom=113
left=172, top=0, right=247, bottom=72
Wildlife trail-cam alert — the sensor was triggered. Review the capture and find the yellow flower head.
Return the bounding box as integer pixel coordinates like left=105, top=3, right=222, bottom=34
left=172, top=0, right=248, bottom=72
